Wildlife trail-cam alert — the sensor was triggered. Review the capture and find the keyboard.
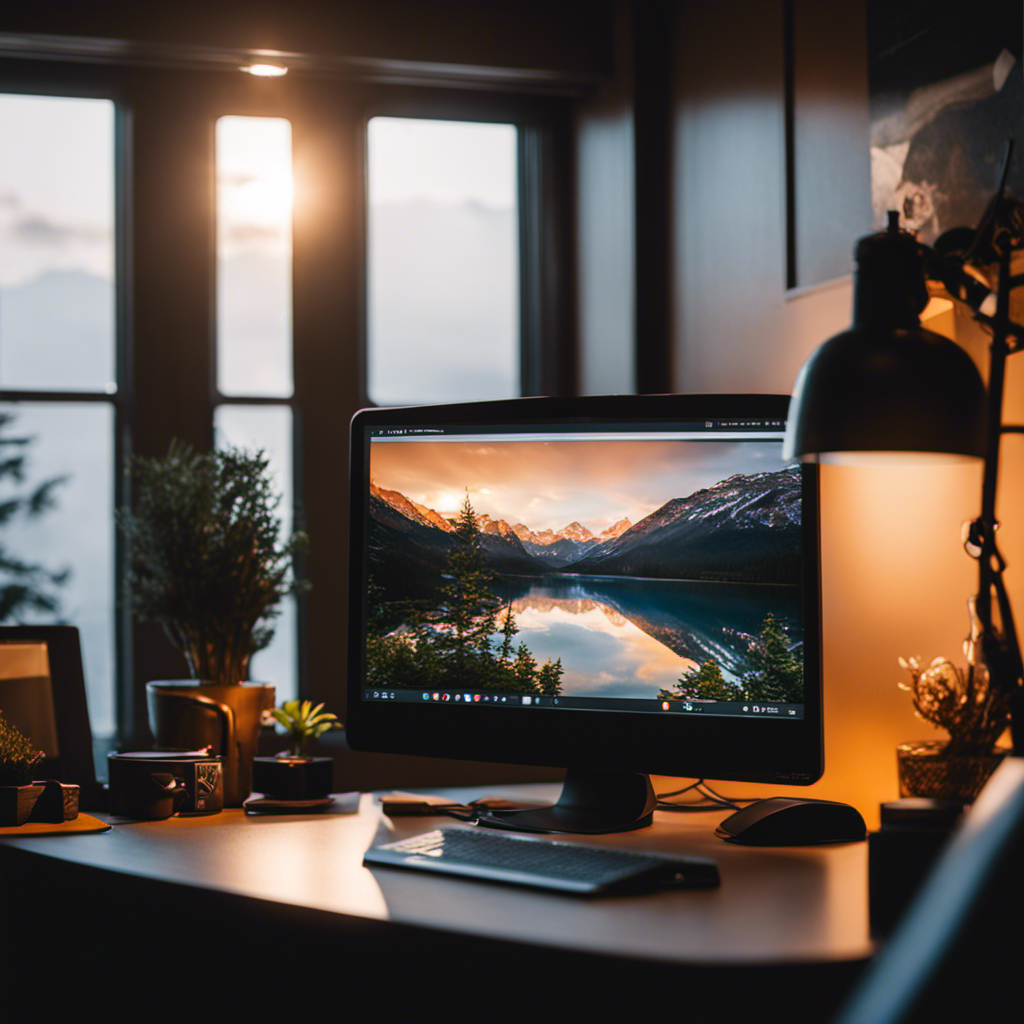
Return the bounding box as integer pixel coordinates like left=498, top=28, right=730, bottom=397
left=363, top=827, right=720, bottom=896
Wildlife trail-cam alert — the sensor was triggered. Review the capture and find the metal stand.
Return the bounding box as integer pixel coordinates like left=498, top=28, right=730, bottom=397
left=484, top=768, right=658, bottom=834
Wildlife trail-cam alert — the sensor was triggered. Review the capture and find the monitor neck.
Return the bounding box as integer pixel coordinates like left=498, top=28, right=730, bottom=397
left=485, top=769, right=657, bottom=834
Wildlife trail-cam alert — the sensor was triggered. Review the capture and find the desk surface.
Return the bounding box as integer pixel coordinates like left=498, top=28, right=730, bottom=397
left=0, top=782, right=871, bottom=968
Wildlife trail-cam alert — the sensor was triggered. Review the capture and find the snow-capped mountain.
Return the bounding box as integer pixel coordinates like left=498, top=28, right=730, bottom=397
left=368, top=467, right=800, bottom=584
left=568, top=468, right=801, bottom=583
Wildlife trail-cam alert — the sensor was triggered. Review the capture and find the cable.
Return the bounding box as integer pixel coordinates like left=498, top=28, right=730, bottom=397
left=656, top=779, right=754, bottom=813
left=427, top=799, right=553, bottom=832
left=425, top=783, right=756, bottom=827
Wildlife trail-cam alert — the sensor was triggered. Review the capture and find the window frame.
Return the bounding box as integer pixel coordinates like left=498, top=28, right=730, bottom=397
left=0, top=78, right=130, bottom=746
left=357, top=86, right=577, bottom=405
left=212, top=111, right=302, bottom=703
left=0, top=56, right=578, bottom=749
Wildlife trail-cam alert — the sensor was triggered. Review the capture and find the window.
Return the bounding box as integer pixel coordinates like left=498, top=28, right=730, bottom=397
left=366, top=116, right=520, bottom=406
left=215, top=115, right=293, bottom=398
left=0, top=53, right=573, bottom=743
left=0, top=93, right=118, bottom=738
left=214, top=115, right=298, bottom=701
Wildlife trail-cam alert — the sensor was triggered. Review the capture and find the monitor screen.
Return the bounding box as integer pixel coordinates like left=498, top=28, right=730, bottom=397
left=347, top=395, right=823, bottom=830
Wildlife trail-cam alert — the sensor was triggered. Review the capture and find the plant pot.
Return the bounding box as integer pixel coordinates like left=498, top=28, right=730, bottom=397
left=0, top=781, right=79, bottom=825
left=252, top=755, right=333, bottom=800
left=147, top=681, right=274, bottom=807
left=897, top=740, right=1008, bottom=804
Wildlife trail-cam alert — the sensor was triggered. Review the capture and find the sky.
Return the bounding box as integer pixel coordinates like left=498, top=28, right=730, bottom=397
left=366, top=117, right=519, bottom=406
left=0, top=100, right=532, bottom=720
left=368, top=117, right=516, bottom=208
left=370, top=438, right=787, bottom=534
left=0, top=94, right=114, bottom=289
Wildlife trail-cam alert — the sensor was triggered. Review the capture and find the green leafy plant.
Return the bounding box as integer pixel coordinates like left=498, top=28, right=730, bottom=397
left=0, top=711, right=44, bottom=786
left=116, top=441, right=309, bottom=686
left=271, top=700, right=341, bottom=755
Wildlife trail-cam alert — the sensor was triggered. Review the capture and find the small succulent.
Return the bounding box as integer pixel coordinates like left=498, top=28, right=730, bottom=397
left=0, top=712, right=44, bottom=786
left=271, top=700, right=341, bottom=756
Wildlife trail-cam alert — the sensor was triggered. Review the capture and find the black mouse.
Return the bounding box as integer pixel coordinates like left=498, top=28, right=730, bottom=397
left=715, top=797, right=867, bottom=846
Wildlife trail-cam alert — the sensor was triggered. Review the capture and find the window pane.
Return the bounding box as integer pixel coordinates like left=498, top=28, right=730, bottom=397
left=0, top=95, right=116, bottom=393
left=216, top=116, right=293, bottom=398
left=214, top=404, right=296, bottom=701
left=0, top=402, right=116, bottom=737
left=367, top=117, right=519, bottom=406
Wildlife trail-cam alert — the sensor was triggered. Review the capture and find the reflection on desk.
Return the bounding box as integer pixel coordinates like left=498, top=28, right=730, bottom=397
left=0, top=783, right=871, bottom=1021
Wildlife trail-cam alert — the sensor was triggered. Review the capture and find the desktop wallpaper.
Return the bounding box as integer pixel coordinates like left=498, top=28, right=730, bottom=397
left=365, top=438, right=804, bottom=705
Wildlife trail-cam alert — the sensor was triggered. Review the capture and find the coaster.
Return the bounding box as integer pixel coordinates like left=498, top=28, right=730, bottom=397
left=242, top=791, right=361, bottom=815
left=0, top=812, right=111, bottom=836
left=243, top=794, right=335, bottom=814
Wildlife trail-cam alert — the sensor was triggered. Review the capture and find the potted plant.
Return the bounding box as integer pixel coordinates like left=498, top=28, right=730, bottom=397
left=117, top=442, right=308, bottom=805
left=0, top=712, right=44, bottom=825
left=896, top=646, right=1011, bottom=804
left=253, top=700, right=340, bottom=801
left=271, top=699, right=340, bottom=756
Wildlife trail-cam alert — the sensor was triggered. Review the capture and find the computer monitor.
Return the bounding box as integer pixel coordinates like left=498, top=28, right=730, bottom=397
left=347, top=394, right=823, bottom=833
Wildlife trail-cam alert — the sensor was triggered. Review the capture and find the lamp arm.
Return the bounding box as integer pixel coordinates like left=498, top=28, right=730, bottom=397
left=970, top=313, right=1024, bottom=350
left=970, top=243, right=1024, bottom=754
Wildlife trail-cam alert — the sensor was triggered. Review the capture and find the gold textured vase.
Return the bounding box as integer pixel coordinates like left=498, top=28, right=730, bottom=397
left=896, top=740, right=1007, bottom=804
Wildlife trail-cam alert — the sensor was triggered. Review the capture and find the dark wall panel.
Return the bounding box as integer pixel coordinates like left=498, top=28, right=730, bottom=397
left=2, top=1, right=614, bottom=85
left=670, top=0, right=788, bottom=392
left=791, top=0, right=871, bottom=286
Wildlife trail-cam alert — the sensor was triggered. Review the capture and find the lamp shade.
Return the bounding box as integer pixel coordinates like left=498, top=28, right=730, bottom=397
left=783, top=323, right=987, bottom=463
left=784, top=215, right=987, bottom=464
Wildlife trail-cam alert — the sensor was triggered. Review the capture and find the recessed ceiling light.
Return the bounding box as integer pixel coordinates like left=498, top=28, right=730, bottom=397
left=241, top=63, right=288, bottom=77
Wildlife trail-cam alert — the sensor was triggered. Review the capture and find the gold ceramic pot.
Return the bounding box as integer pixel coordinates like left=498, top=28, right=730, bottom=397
left=147, top=681, right=275, bottom=806
left=897, top=740, right=1008, bottom=804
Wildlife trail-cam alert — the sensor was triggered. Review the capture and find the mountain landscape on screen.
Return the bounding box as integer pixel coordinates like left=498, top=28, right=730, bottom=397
left=365, top=453, right=805, bottom=704
left=368, top=467, right=801, bottom=589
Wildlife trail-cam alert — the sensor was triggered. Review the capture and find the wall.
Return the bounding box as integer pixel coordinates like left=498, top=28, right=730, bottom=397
left=667, top=0, right=1024, bottom=824
left=0, top=1, right=613, bottom=87
left=575, top=1, right=636, bottom=394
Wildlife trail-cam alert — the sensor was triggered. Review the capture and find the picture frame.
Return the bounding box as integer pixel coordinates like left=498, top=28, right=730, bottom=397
left=0, top=625, right=102, bottom=807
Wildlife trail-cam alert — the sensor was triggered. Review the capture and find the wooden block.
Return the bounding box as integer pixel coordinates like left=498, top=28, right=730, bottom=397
left=0, top=784, right=44, bottom=826
left=28, top=780, right=79, bottom=822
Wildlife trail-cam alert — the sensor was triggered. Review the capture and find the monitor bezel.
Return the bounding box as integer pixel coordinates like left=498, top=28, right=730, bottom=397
left=346, top=394, right=824, bottom=786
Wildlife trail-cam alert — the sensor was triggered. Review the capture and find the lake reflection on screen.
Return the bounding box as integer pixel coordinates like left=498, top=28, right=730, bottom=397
left=488, top=575, right=801, bottom=699
left=367, top=435, right=804, bottom=702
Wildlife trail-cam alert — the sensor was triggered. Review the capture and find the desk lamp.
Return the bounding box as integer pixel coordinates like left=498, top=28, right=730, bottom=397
left=783, top=165, right=1024, bottom=758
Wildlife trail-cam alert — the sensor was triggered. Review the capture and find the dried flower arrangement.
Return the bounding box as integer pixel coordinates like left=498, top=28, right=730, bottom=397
left=0, top=712, right=44, bottom=786
left=898, top=653, right=1010, bottom=757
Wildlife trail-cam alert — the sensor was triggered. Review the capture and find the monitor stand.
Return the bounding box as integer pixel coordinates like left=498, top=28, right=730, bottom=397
left=484, top=768, right=658, bottom=834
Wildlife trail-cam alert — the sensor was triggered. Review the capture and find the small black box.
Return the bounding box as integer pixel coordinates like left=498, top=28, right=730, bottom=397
left=868, top=798, right=962, bottom=938
left=252, top=756, right=333, bottom=800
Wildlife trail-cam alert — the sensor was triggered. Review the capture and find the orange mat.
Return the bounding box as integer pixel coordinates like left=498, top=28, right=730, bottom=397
left=0, top=813, right=111, bottom=836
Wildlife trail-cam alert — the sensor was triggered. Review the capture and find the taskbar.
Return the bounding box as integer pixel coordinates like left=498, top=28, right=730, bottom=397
left=363, top=689, right=803, bottom=719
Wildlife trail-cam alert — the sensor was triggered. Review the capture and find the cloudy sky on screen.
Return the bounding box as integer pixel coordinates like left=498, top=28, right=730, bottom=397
left=370, top=438, right=787, bottom=533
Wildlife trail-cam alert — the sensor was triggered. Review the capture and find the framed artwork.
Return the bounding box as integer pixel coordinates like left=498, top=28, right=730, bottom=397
left=868, top=1, right=1024, bottom=244
left=0, top=625, right=101, bottom=806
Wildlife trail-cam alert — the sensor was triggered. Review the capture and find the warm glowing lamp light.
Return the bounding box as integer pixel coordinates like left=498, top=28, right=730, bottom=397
left=241, top=63, right=288, bottom=78
left=785, top=195, right=1024, bottom=755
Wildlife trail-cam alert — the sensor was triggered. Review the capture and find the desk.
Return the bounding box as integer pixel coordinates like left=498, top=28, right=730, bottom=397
left=0, top=783, right=871, bottom=1021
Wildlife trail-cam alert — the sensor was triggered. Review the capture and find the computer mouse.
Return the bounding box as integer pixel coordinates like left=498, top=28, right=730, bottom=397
left=715, top=797, right=867, bottom=846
